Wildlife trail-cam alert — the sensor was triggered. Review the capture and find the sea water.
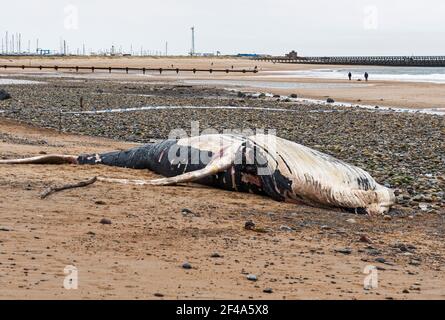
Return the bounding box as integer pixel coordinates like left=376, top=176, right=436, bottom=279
left=265, top=67, right=445, bottom=83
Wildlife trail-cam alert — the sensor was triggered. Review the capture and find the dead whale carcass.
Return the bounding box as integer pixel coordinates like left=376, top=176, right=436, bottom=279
left=0, top=134, right=395, bottom=215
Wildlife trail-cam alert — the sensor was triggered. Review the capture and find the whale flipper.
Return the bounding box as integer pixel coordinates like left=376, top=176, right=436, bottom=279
left=0, top=155, right=77, bottom=165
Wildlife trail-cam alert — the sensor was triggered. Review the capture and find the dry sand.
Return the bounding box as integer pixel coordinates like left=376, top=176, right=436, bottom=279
left=2, top=56, right=445, bottom=110
left=0, top=119, right=444, bottom=300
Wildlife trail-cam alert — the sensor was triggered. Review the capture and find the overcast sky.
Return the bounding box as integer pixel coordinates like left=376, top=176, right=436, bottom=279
left=1, top=0, right=445, bottom=56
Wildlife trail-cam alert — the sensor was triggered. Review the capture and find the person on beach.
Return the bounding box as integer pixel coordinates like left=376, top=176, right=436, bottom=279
left=364, top=72, right=369, bottom=81
left=348, top=72, right=352, bottom=80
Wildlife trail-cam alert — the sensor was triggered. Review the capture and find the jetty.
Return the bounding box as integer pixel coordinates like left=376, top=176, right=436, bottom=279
left=255, top=56, right=445, bottom=67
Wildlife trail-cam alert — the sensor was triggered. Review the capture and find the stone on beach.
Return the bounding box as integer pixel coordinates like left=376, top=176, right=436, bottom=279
left=0, top=89, right=11, bottom=101
left=247, top=274, right=258, bottom=281
left=99, top=218, right=112, bottom=225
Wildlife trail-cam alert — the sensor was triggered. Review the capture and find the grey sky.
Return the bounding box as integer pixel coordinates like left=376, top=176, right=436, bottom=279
left=2, top=0, right=445, bottom=56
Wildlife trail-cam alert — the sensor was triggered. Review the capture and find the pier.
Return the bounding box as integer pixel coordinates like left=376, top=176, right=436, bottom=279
left=255, top=56, right=445, bottom=67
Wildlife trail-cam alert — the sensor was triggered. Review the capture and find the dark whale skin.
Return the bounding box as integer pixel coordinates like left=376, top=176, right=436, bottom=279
left=77, top=139, right=294, bottom=201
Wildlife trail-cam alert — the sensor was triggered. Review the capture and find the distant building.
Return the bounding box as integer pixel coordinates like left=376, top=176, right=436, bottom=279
left=236, top=53, right=269, bottom=58
left=36, top=48, right=51, bottom=55
left=286, top=50, right=299, bottom=59
left=237, top=53, right=258, bottom=57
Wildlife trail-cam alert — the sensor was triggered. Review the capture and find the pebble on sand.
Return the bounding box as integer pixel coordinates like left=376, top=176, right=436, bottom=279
left=409, top=259, right=421, bottom=266
left=182, top=262, right=192, bottom=269
left=99, top=218, right=112, bottom=225
left=279, top=225, right=293, bottom=232
left=0, top=89, right=11, bottom=100
left=181, top=208, right=198, bottom=217
left=375, top=257, right=387, bottom=264
left=359, top=235, right=373, bottom=244
left=335, top=248, right=352, bottom=255
left=247, top=274, right=258, bottom=281
left=244, top=220, right=256, bottom=230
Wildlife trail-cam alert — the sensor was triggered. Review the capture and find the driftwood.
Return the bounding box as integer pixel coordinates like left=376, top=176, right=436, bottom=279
left=40, top=176, right=98, bottom=199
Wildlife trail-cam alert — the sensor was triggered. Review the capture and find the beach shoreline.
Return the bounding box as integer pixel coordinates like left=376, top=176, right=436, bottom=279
left=2, top=56, right=445, bottom=110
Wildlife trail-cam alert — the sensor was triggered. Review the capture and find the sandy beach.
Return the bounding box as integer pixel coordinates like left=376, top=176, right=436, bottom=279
left=3, top=0, right=445, bottom=305
left=1, top=57, right=444, bottom=300
left=0, top=118, right=444, bottom=300
left=2, top=56, right=445, bottom=110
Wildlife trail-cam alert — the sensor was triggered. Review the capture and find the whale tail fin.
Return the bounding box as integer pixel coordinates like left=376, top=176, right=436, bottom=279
left=0, top=155, right=78, bottom=165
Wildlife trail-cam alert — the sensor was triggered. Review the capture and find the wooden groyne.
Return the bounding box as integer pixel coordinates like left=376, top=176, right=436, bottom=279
left=255, top=56, right=445, bottom=67
left=0, top=65, right=258, bottom=74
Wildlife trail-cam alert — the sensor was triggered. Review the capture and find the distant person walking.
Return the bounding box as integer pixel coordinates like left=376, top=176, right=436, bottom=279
left=348, top=72, right=352, bottom=80
left=364, top=72, right=369, bottom=81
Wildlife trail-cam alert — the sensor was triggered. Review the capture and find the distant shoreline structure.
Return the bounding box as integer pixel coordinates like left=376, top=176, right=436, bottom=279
left=0, top=53, right=253, bottom=58
left=255, top=55, right=445, bottom=67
